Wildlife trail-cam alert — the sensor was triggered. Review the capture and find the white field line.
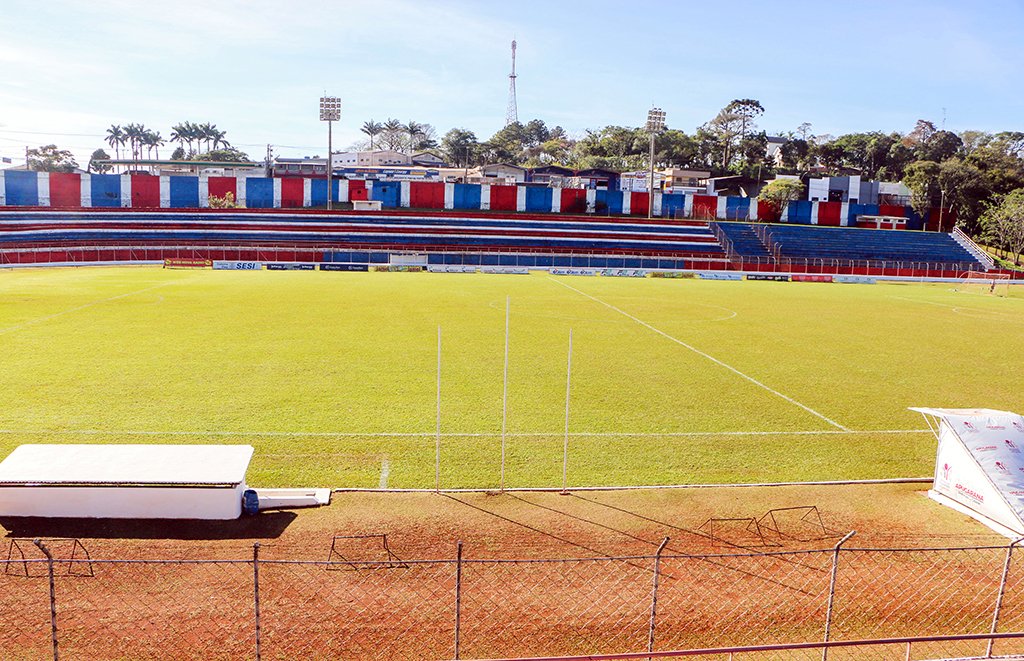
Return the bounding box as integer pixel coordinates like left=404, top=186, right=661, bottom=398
left=333, top=477, right=934, bottom=493
left=0, top=428, right=930, bottom=438
left=0, top=281, right=174, bottom=336
left=379, top=458, right=390, bottom=489
left=548, top=277, right=851, bottom=431
left=890, top=295, right=1024, bottom=323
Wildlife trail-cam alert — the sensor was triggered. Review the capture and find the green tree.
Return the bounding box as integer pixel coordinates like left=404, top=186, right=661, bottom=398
left=193, top=147, right=251, bottom=162
left=937, top=159, right=989, bottom=234
left=726, top=99, right=764, bottom=141
left=980, top=188, right=1024, bottom=265
left=440, top=128, right=479, bottom=167
left=917, top=130, right=963, bottom=162
left=105, top=125, right=125, bottom=164
left=87, top=148, right=111, bottom=173
left=758, top=178, right=804, bottom=220
left=903, top=160, right=941, bottom=218
left=26, top=144, right=78, bottom=172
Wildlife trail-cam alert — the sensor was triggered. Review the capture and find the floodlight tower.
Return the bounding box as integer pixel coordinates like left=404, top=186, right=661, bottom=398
left=506, top=40, right=518, bottom=126
left=645, top=107, right=667, bottom=219
left=319, top=95, right=342, bottom=210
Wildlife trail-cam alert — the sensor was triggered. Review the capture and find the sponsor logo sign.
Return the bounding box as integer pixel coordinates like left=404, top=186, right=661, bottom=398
left=320, top=263, right=368, bottom=272
left=834, top=275, right=877, bottom=284
left=955, top=483, right=985, bottom=504
left=550, top=268, right=597, bottom=276
left=213, top=261, right=262, bottom=270
left=480, top=267, right=528, bottom=275
left=601, top=269, right=647, bottom=278
left=164, top=258, right=211, bottom=269
left=746, top=274, right=791, bottom=282
left=266, top=263, right=315, bottom=271
left=792, top=274, right=834, bottom=283
left=697, top=272, right=742, bottom=281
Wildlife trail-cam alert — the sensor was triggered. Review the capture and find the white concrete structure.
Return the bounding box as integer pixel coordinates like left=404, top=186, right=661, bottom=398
left=0, top=445, right=254, bottom=520
left=912, top=408, right=1024, bottom=538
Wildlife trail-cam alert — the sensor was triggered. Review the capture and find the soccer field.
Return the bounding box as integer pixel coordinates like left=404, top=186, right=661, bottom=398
left=0, top=266, right=1021, bottom=489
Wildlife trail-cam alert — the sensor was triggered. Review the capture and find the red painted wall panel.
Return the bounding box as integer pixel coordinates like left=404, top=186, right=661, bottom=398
left=561, top=189, right=587, bottom=214
left=490, top=185, right=517, bottom=211
left=348, top=180, right=368, bottom=201
left=630, top=192, right=649, bottom=216
left=817, top=201, right=841, bottom=226
left=49, top=173, right=81, bottom=208
left=280, top=178, right=304, bottom=208
left=692, top=195, right=718, bottom=219
left=208, top=177, right=237, bottom=203
left=410, top=182, right=444, bottom=209
left=879, top=204, right=905, bottom=218
left=757, top=199, right=781, bottom=222
left=130, top=175, right=160, bottom=208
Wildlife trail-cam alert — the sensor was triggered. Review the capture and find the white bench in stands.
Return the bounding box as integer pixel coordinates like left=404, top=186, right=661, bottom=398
left=352, top=200, right=382, bottom=211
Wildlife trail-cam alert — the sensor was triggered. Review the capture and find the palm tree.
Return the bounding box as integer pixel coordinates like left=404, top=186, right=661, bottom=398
left=144, top=130, right=165, bottom=160
left=403, top=121, right=425, bottom=154
left=122, top=124, right=143, bottom=164
left=200, top=123, right=217, bottom=153
left=211, top=128, right=228, bottom=151
left=381, top=118, right=404, bottom=152
left=170, top=123, right=190, bottom=157
left=105, top=125, right=124, bottom=171
left=361, top=120, right=383, bottom=150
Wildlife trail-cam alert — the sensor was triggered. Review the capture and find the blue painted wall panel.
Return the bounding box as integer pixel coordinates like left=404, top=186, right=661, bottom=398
left=310, top=179, right=327, bottom=207
left=725, top=196, right=751, bottom=220
left=524, top=187, right=552, bottom=213
left=168, top=176, right=199, bottom=208
left=4, top=171, right=39, bottom=206
left=246, top=178, right=274, bottom=208
left=90, top=175, right=121, bottom=208
left=661, top=194, right=685, bottom=218
left=787, top=200, right=813, bottom=224
left=372, top=181, right=401, bottom=208
left=604, top=191, right=623, bottom=215
left=453, top=183, right=481, bottom=210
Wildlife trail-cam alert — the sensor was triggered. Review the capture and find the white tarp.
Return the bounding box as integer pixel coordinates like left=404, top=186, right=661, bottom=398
left=911, top=408, right=1024, bottom=537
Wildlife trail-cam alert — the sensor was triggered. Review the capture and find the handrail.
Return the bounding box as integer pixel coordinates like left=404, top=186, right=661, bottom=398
left=951, top=226, right=996, bottom=270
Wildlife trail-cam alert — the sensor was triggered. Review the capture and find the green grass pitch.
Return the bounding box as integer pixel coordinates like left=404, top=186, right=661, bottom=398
left=0, top=266, right=1021, bottom=489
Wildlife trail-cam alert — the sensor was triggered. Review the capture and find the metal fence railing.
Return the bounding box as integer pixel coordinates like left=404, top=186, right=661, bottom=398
left=4, top=539, right=1024, bottom=660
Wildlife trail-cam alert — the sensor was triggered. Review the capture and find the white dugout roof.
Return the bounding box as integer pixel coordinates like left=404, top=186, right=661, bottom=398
left=0, top=444, right=253, bottom=487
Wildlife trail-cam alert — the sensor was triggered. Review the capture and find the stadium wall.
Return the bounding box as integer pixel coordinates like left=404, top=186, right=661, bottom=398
left=0, top=171, right=953, bottom=228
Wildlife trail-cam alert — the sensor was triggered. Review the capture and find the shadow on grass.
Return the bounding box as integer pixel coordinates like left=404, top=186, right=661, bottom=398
left=0, top=511, right=297, bottom=540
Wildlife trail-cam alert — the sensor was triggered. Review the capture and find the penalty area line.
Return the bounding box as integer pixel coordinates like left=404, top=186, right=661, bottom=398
left=547, top=276, right=851, bottom=431
left=0, top=281, right=175, bottom=337
left=0, top=428, right=931, bottom=438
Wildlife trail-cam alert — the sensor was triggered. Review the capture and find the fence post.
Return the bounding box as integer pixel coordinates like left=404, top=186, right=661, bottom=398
left=32, top=539, right=58, bottom=661
left=647, top=537, right=670, bottom=657
left=454, top=541, right=463, bottom=660
left=253, top=543, right=262, bottom=661
left=821, top=531, right=856, bottom=661
left=987, top=537, right=1024, bottom=658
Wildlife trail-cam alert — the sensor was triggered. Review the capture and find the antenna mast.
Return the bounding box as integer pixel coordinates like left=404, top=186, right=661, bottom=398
left=505, top=39, right=518, bottom=126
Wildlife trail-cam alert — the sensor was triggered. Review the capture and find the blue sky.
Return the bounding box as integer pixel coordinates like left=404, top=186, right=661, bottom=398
left=1, top=0, right=1022, bottom=166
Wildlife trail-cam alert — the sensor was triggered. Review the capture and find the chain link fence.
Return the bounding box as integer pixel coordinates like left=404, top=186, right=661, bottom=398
left=3, top=538, right=1024, bottom=660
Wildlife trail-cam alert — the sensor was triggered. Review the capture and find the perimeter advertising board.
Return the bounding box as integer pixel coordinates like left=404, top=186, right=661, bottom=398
left=925, top=410, right=1024, bottom=536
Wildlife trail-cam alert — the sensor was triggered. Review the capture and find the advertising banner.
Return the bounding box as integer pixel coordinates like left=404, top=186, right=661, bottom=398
left=697, top=272, right=743, bottom=281
left=320, top=263, right=369, bottom=272
left=266, top=263, right=316, bottom=271
left=746, top=274, right=791, bottom=282
left=550, top=268, right=597, bottom=276
left=213, top=261, right=262, bottom=270
left=792, top=274, right=834, bottom=283
left=930, top=411, right=1024, bottom=534
left=163, top=258, right=211, bottom=269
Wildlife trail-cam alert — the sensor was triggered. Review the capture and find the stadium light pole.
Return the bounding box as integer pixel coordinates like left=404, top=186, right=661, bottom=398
left=645, top=107, right=667, bottom=219
left=320, top=95, right=342, bottom=210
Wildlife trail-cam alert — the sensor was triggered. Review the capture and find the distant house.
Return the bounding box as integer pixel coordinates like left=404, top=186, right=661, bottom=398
left=471, top=163, right=528, bottom=184
left=573, top=168, right=618, bottom=190
left=411, top=151, right=448, bottom=167
left=806, top=175, right=910, bottom=205
left=766, top=136, right=788, bottom=167
left=660, top=168, right=710, bottom=194
left=273, top=157, right=327, bottom=177
left=527, top=165, right=574, bottom=186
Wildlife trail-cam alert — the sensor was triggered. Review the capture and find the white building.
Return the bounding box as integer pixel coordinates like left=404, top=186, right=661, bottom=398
left=332, top=150, right=412, bottom=168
